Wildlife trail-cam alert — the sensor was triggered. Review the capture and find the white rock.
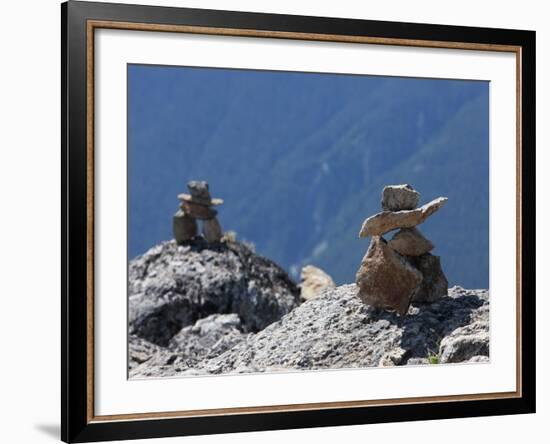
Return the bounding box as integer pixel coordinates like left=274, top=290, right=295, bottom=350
left=299, top=265, right=336, bottom=301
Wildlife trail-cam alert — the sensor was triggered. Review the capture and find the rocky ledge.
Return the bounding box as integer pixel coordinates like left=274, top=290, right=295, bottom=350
left=129, top=238, right=300, bottom=347
left=130, top=281, right=489, bottom=378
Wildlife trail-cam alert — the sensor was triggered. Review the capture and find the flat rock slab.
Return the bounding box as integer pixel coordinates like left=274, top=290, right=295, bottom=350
left=181, top=201, right=218, bottom=220
left=388, top=227, right=434, bottom=256
left=359, top=197, right=448, bottom=238
left=355, top=236, right=422, bottom=315
left=381, top=184, right=420, bottom=211
left=130, top=314, right=247, bottom=378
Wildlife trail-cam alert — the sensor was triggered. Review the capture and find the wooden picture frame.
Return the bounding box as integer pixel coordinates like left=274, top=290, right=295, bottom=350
left=61, top=1, right=536, bottom=442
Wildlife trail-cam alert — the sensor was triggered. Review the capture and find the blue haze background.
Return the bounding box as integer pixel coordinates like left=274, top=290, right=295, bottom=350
left=128, top=64, right=489, bottom=289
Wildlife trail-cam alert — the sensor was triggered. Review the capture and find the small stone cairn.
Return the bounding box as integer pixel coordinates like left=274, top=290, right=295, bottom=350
left=355, top=184, right=449, bottom=315
left=173, top=180, right=224, bottom=243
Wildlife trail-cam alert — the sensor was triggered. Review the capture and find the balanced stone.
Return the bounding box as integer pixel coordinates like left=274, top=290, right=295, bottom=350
left=359, top=197, right=448, bottom=238
left=299, top=265, right=336, bottom=301
left=381, top=184, right=420, bottom=211
left=181, top=200, right=218, bottom=220
left=178, top=180, right=223, bottom=207
left=408, top=254, right=448, bottom=303
left=173, top=181, right=225, bottom=244
left=203, top=217, right=223, bottom=243
left=355, top=236, right=422, bottom=315
left=188, top=180, right=213, bottom=205
left=173, top=209, right=197, bottom=244
left=388, top=227, right=434, bottom=256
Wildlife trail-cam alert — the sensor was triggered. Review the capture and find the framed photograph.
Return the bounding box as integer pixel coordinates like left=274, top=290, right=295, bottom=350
left=61, top=1, right=535, bottom=442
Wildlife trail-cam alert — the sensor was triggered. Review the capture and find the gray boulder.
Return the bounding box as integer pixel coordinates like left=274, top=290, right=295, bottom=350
left=128, top=335, right=164, bottom=371
left=359, top=197, right=448, bottom=238
left=129, top=239, right=300, bottom=346
left=131, top=313, right=247, bottom=378
left=169, top=313, right=243, bottom=353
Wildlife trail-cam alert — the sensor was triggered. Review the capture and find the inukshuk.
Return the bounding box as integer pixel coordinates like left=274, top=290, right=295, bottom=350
left=173, top=180, right=224, bottom=243
left=355, top=184, right=449, bottom=315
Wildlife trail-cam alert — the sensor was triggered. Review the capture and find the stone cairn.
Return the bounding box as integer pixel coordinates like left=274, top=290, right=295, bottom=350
left=173, top=180, right=224, bottom=244
left=355, top=184, right=449, bottom=315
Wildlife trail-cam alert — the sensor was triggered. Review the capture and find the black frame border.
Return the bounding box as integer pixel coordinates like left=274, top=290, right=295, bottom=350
left=62, top=1, right=536, bottom=442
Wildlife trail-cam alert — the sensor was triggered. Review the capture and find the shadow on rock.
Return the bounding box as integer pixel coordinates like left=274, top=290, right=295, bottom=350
left=360, top=292, right=486, bottom=365
left=128, top=239, right=300, bottom=347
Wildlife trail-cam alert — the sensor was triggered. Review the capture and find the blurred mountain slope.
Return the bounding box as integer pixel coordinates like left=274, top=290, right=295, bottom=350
left=128, top=65, right=489, bottom=288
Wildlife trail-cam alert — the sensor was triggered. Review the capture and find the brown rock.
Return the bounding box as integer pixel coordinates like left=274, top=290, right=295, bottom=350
left=299, top=265, right=336, bottom=301
left=355, top=236, right=422, bottom=315
left=173, top=210, right=197, bottom=243
left=359, top=197, right=448, bottom=238
left=381, top=184, right=420, bottom=211
left=181, top=200, right=218, bottom=220
left=388, top=227, right=434, bottom=256
left=408, top=254, right=448, bottom=303
left=203, top=217, right=223, bottom=243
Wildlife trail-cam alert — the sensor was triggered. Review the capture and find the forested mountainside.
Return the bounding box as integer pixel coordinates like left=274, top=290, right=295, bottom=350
left=128, top=65, right=488, bottom=288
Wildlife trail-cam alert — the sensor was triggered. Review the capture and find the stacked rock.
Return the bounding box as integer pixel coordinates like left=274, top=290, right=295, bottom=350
left=355, top=184, right=449, bottom=315
left=173, top=181, right=224, bottom=244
